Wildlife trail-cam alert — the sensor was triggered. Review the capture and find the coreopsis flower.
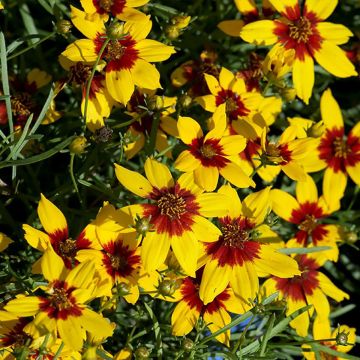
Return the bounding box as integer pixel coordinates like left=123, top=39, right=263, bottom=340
left=77, top=231, right=144, bottom=304
left=257, top=126, right=323, bottom=182
left=175, top=104, right=255, bottom=191
left=316, top=89, right=360, bottom=211
left=171, top=268, right=243, bottom=345
left=4, top=248, right=114, bottom=351
left=218, top=0, right=275, bottom=37
left=61, top=8, right=175, bottom=105
left=262, top=254, right=349, bottom=336
left=196, top=67, right=264, bottom=122
left=114, top=158, right=230, bottom=276
left=124, top=88, right=178, bottom=159
left=303, top=323, right=356, bottom=360
left=0, top=69, right=60, bottom=128
left=79, top=0, right=149, bottom=21
left=23, top=194, right=100, bottom=269
left=170, top=50, right=220, bottom=97
left=270, top=175, right=341, bottom=262
left=58, top=59, right=115, bottom=132
left=240, top=0, right=357, bottom=103
left=199, top=185, right=300, bottom=305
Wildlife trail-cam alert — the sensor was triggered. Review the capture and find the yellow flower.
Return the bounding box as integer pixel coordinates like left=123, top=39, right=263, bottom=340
left=270, top=174, right=341, bottom=262
left=61, top=8, right=175, bottom=105
left=0, top=232, right=13, bottom=252
left=114, top=158, right=230, bottom=276
left=4, top=248, right=114, bottom=351
left=262, top=253, right=349, bottom=337
left=240, top=0, right=357, bottom=103
left=175, top=104, right=255, bottom=191
left=316, top=88, right=360, bottom=211
left=198, top=185, right=300, bottom=306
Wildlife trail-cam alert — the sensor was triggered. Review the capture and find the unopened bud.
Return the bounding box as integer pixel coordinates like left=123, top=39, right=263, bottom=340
left=107, top=22, right=125, bottom=40
left=147, top=95, right=164, bottom=111
left=307, top=121, right=325, bottom=138
left=336, top=330, right=349, bottom=346
left=179, top=94, right=192, bottom=108
left=69, top=136, right=87, bottom=155
left=171, top=15, right=191, bottom=29
left=56, top=19, right=72, bottom=35
left=165, top=25, right=180, bottom=40
left=182, top=338, right=194, bottom=352
left=134, top=346, right=150, bottom=359
left=135, top=216, right=153, bottom=237
left=94, top=126, right=113, bottom=143
left=280, top=87, right=297, bottom=102
left=117, top=282, right=131, bottom=296
left=158, top=279, right=176, bottom=297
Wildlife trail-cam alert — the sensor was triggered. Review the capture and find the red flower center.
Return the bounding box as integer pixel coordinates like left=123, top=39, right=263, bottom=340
left=288, top=16, right=313, bottom=43
left=94, top=34, right=139, bottom=72
left=215, top=89, right=249, bottom=120
left=143, top=184, right=200, bottom=236
left=190, top=138, right=229, bottom=168
left=265, top=142, right=292, bottom=165
left=40, top=280, right=82, bottom=320
left=205, top=217, right=260, bottom=267
left=93, top=0, right=125, bottom=15
left=318, top=127, right=360, bottom=172
left=102, top=240, right=141, bottom=279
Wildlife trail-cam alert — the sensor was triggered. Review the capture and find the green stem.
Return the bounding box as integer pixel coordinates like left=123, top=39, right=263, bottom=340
left=52, top=342, right=64, bottom=360
left=232, top=315, right=255, bottom=354
left=250, top=163, right=263, bottom=178
left=69, top=153, right=83, bottom=207
left=7, top=32, right=56, bottom=60
left=83, top=37, right=110, bottom=128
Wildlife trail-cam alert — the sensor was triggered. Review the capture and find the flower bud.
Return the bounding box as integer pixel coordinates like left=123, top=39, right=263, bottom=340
left=56, top=19, right=72, bottom=35
left=179, top=94, right=192, bottom=108
left=134, top=346, right=150, bottom=359
left=182, top=338, right=194, bottom=352
left=307, top=121, right=325, bottom=138
left=107, top=22, right=125, bottom=40
left=165, top=25, right=180, bottom=40
left=336, top=330, right=350, bottom=346
left=171, top=15, right=191, bottom=29
left=280, top=87, right=297, bottom=102
left=117, top=282, right=131, bottom=296
left=69, top=136, right=87, bottom=155
left=158, top=279, right=176, bottom=297
left=147, top=95, right=164, bottom=111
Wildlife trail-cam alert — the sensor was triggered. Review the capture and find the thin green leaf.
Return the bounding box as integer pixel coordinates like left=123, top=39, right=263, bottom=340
left=278, top=246, right=331, bottom=255
left=259, top=313, right=276, bottom=356
left=312, top=343, right=360, bottom=360
left=19, top=3, right=38, bottom=45
left=262, top=291, right=279, bottom=305
left=0, top=136, right=75, bottom=169
left=144, top=302, right=163, bottom=360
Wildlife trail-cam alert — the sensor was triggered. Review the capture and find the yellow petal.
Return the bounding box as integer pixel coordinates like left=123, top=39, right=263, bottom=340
left=270, top=0, right=298, bottom=15
left=230, top=261, right=258, bottom=304
left=131, top=59, right=161, bottom=90
left=4, top=296, right=41, bottom=316
left=124, top=16, right=152, bottom=41
left=304, top=0, right=337, bottom=20
left=177, top=172, right=203, bottom=196
left=136, top=39, right=175, bottom=62
left=141, top=231, right=171, bottom=272
left=114, top=163, right=153, bottom=198
left=80, top=308, right=114, bottom=340
left=219, top=135, right=247, bottom=155
left=70, top=6, right=105, bottom=39
left=191, top=215, right=222, bottom=243
left=320, top=88, right=344, bottom=129
left=346, top=161, right=360, bottom=186
left=204, top=307, right=231, bottom=346
left=61, top=39, right=98, bottom=64
left=314, top=41, right=357, bottom=78
left=194, top=166, right=219, bottom=192
left=242, top=186, right=271, bottom=224
left=41, top=247, right=67, bottom=282
left=38, top=194, right=68, bottom=236
left=144, top=158, right=174, bottom=189
left=218, top=184, right=242, bottom=218
left=219, top=67, right=235, bottom=89
left=106, top=69, right=134, bottom=105
left=22, top=225, right=50, bottom=251
left=177, top=116, right=203, bottom=145
left=322, top=168, right=347, bottom=212
left=282, top=162, right=307, bottom=182
left=171, top=301, right=199, bottom=336
left=196, top=192, right=230, bottom=217
left=317, top=22, right=353, bottom=45
left=196, top=94, right=217, bottom=112
left=287, top=297, right=311, bottom=337
left=305, top=288, right=329, bottom=322
left=317, top=271, right=349, bottom=301
left=199, top=260, right=231, bottom=304
left=117, top=6, right=148, bottom=22
left=218, top=20, right=244, bottom=37
left=295, top=174, right=318, bottom=204
left=254, top=245, right=300, bottom=278
left=57, top=317, right=84, bottom=351
left=171, top=231, right=198, bottom=277
left=66, top=260, right=95, bottom=289
left=175, top=150, right=201, bottom=172
left=240, top=20, right=278, bottom=46
left=220, top=162, right=256, bottom=188
left=204, top=73, right=221, bottom=95
left=205, top=104, right=227, bottom=140
left=270, top=189, right=299, bottom=221
left=292, top=56, right=314, bottom=104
